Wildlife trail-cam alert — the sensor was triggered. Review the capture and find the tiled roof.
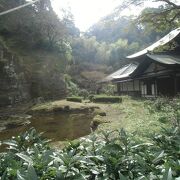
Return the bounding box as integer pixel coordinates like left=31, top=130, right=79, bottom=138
left=147, top=54, right=180, bottom=65
left=101, top=63, right=138, bottom=82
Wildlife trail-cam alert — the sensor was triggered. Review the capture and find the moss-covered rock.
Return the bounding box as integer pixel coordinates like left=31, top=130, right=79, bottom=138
left=28, top=100, right=100, bottom=115
left=90, top=115, right=109, bottom=131
left=93, top=108, right=106, bottom=116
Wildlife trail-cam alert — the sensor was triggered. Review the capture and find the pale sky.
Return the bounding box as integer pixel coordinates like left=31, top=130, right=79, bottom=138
left=51, top=0, right=165, bottom=32
left=51, top=0, right=127, bottom=31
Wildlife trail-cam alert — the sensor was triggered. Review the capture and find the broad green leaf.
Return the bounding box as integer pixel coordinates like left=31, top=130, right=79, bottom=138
left=71, top=174, right=86, bottom=180
left=118, top=171, right=127, bottom=180
left=1, top=170, right=8, bottom=180
left=137, top=176, right=148, bottom=180
left=162, top=168, right=172, bottom=180
left=131, top=143, right=153, bottom=149
left=16, top=153, right=33, bottom=164
left=27, top=165, right=38, bottom=180
left=17, top=170, right=26, bottom=180
left=3, top=140, right=18, bottom=147
left=91, top=169, right=99, bottom=175
left=152, top=151, right=164, bottom=164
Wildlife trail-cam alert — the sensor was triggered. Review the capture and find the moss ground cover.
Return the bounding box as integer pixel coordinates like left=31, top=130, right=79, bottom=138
left=29, top=100, right=99, bottom=114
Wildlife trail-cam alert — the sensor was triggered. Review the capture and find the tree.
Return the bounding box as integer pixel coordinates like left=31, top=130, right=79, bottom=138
left=0, top=0, right=69, bottom=50
left=118, top=0, right=180, bottom=30
left=62, top=9, right=80, bottom=37
left=108, top=38, right=140, bottom=69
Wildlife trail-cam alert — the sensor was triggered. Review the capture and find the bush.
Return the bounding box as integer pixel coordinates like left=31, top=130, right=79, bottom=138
left=145, top=97, right=180, bottom=126
left=92, top=95, right=122, bottom=103
left=0, top=127, right=179, bottom=179
left=64, top=74, right=80, bottom=96
left=66, top=96, right=83, bottom=103
left=88, top=94, right=94, bottom=101
left=101, top=84, right=116, bottom=95
left=78, top=89, right=89, bottom=99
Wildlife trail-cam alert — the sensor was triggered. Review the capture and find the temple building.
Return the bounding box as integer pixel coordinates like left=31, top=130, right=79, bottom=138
left=101, top=27, right=180, bottom=97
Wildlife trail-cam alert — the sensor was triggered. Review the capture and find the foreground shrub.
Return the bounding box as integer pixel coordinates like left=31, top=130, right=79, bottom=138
left=66, top=96, right=83, bottom=103
left=145, top=97, right=180, bottom=126
left=92, top=95, right=122, bottom=103
left=0, top=126, right=179, bottom=179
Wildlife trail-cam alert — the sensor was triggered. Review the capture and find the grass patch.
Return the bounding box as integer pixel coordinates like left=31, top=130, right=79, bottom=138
left=96, top=96, right=170, bottom=140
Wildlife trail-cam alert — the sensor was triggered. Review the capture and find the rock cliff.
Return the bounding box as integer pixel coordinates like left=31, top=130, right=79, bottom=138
left=0, top=41, right=67, bottom=107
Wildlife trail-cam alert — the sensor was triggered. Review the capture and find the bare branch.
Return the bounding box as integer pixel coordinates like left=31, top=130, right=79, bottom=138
left=157, top=0, right=180, bottom=9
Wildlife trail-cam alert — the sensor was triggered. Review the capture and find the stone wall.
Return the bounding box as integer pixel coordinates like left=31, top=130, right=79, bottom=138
left=0, top=42, right=67, bottom=107
left=0, top=44, right=30, bottom=107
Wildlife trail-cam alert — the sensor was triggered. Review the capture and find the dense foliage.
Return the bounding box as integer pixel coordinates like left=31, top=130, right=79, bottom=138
left=145, top=97, right=180, bottom=127
left=0, top=126, right=179, bottom=179
left=117, top=0, right=180, bottom=31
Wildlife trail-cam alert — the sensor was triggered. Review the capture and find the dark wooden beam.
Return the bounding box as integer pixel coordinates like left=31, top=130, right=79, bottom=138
left=154, top=78, right=158, bottom=97
left=174, top=75, right=177, bottom=95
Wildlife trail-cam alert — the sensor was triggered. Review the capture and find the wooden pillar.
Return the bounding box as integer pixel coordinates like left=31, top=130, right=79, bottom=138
left=119, top=83, right=121, bottom=95
left=174, top=75, right=177, bottom=96
left=139, top=80, right=141, bottom=97
left=0, top=50, right=3, bottom=60
left=117, top=83, right=119, bottom=95
left=121, top=82, right=124, bottom=95
left=154, top=78, right=157, bottom=97
left=126, top=82, right=128, bottom=95
left=133, top=80, right=135, bottom=91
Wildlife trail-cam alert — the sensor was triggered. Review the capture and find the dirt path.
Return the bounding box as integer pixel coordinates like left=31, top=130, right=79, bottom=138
left=95, top=103, right=125, bottom=131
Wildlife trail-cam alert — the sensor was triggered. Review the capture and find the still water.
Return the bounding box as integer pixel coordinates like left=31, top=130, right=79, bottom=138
left=0, top=113, right=93, bottom=142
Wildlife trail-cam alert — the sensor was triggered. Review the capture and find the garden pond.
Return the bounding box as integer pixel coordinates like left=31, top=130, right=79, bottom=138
left=0, top=113, right=93, bottom=143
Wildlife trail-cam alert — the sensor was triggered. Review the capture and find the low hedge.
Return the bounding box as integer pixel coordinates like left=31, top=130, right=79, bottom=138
left=66, top=96, right=83, bottom=103
left=92, top=95, right=122, bottom=103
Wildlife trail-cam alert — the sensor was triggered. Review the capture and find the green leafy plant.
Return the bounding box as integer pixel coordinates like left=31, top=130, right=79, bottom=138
left=64, top=74, right=80, bottom=96
left=0, top=126, right=179, bottom=179
left=145, top=97, right=180, bottom=126
left=101, top=84, right=116, bottom=96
